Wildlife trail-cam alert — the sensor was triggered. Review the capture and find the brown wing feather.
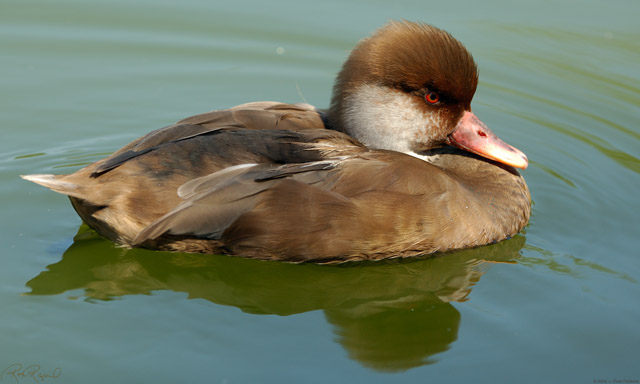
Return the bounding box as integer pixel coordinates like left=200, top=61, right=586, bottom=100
left=91, top=102, right=336, bottom=176
left=132, top=160, right=343, bottom=245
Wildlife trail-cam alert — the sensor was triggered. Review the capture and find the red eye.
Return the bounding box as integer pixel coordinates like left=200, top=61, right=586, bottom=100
left=425, top=92, right=440, bottom=104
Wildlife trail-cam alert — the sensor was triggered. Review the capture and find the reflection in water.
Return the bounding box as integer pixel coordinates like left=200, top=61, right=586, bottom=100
left=326, top=299, right=460, bottom=371
left=27, top=225, right=526, bottom=372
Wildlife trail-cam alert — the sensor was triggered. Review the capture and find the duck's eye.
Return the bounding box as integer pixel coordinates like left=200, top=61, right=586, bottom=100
left=425, top=92, right=440, bottom=104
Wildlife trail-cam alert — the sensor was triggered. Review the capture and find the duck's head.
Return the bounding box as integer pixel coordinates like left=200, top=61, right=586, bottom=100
left=329, top=20, right=528, bottom=169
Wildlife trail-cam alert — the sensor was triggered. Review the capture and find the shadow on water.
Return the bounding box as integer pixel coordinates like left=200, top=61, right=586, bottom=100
left=26, top=225, right=527, bottom=372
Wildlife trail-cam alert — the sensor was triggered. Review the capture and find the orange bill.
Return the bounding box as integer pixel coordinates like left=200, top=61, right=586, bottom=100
left=447, top=111, right=528, bottom=169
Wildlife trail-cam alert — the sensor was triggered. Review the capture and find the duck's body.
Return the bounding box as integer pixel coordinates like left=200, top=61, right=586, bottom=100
left=23, top=21, right=530, bottom=263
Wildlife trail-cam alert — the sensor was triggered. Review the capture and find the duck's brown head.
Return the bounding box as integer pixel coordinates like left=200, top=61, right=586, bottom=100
left=329, top=20, right=528, bottom=169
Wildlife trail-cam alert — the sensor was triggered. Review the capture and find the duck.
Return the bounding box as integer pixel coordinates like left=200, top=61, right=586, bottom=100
left=22, top=21, right=530, bottom=263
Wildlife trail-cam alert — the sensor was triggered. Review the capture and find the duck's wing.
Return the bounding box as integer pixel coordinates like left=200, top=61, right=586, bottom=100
left=92, top=102, right=328, bottom=176
left=131, top=158, right=347, bottom=246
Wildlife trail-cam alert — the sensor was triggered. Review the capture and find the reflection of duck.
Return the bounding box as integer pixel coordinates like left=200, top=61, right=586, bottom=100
left=22, top=21, right=530, bottom=262
left=27, top=226, right=526, bottom=371
left=326, top=300, right=460, bottom=371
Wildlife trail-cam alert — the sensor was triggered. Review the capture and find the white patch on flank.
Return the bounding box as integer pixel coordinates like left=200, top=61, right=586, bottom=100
left=407, top=151, right=441, bottom=164
left=217, top=163, right=259, bottom=173
left=298, top=159, right=342, bottom=169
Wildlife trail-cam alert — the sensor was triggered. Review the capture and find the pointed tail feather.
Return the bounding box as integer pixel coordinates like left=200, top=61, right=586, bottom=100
left=21, top=174, right=84, bottom=198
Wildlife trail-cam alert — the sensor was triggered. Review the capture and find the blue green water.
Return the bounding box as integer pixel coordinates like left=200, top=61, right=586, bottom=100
left=2, top=0, right=639, bottom=382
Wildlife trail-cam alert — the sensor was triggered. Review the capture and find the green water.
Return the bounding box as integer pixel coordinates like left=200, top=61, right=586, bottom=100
left=2, top=0, right=639, bottom=382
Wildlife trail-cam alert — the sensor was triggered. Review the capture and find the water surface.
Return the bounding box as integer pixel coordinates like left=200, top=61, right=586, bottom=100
left=2, top=0, right=639, bottom=382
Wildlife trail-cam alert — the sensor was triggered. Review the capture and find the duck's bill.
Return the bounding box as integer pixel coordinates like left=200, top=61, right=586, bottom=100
left=447, top=111, right=528, bottom=169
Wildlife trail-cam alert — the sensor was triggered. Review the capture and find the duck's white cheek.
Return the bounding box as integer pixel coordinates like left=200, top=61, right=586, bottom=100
left=343, top=84, right=432, bottom=154
left=411, top=110, right=446, bottom=148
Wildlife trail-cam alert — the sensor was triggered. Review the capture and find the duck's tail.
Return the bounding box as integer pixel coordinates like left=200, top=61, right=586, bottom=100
left=21, top=174, right=85, bottom=199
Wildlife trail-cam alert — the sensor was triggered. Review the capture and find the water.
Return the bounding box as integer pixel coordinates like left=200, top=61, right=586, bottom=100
left=2, top=0, right=639, bottom=382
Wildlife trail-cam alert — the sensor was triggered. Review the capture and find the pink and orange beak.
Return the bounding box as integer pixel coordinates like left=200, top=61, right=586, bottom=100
left=447, top=111, right=528, bottom=169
